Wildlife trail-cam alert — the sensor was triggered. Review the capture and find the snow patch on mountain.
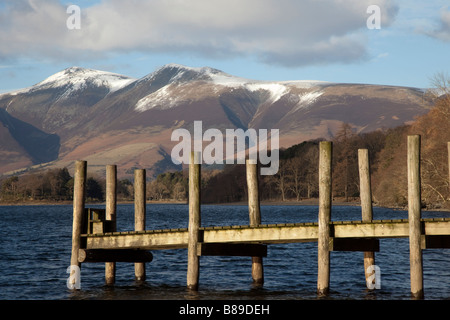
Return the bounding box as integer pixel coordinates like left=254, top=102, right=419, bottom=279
left=296, top=91, right=323, bottom=109
left=135, top=85, right=178, bottom=111
left=7, top=67, right=135, bottom=99
left=139, top=63, right=223, bottom=85
left=135, top=64, right=299, bottom=112
left=279, top=90, right=325, bottom=119
left=245, top=83, right=288, bottom=103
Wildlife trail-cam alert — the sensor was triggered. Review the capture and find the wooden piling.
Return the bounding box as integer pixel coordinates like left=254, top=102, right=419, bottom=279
left=134, top=169, right=146, bottom=282
left=69, top=160, right=87, bottom=289
left=105, top=165, right=117, bottom=285
left=246, top=159, right=264, bottom=285
left=407, top=135, right=424, bottom=299
left=448, top=142, right=450, bottom=195
left=358, top=149, right=376, bottom=289
left=70, top=161, right=87, bottom=267
left=187, top=151, right=201, bottom=291
left=317, top=141, right=332, bottom=296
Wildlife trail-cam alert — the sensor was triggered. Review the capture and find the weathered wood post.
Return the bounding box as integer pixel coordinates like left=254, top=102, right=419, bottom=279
left=134, top=169, right=146, bottom=282
left=358, top=149, right=376, bottom=289
left=69, top=160, right=87, bottom=289
left=105, top=165, right=117, bottom=285
left=448, top=142, right=450, bottom=195
left=317, top=141, right=332, bottom=296
left=408, top=135, right=424, bottom=299
left=187, top=151, right=201, bottom=291
left=246, top=159, right=264, bottom=285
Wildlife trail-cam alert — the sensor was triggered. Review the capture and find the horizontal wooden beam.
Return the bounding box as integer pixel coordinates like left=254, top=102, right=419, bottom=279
left=330, top=238, right=379, bottom=252
left=197, top=243, right=267, bottom=257
left=78, top=249, right=153, bottom=263
left=83, top=219, right=450, bottom=251
left=421, top=235, right=450, bottom=249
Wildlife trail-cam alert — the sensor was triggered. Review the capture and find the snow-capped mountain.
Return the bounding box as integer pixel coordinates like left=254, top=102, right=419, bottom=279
left=0, top=64, right=433, bottom=178
left=135, top=63, right=328, bottom=112
left=9, top=66, right=135, bottom=98
left=0, top=67, right=135, bottom=133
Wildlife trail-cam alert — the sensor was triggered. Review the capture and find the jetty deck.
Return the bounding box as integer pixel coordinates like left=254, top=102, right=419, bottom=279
left=83, top=218, right=450, bottom=251
left=69, top=135, right=450, bottom=299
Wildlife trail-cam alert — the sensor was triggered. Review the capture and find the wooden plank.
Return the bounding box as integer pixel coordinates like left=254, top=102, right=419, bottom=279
left=197, top=243, right=267, bottom=257
left=86, top=229, right=189, bottom=250
left=424, top=219, right=450, bottom=235
left=203, top=224, right=319, bottom=244
left=78, top=249, right=153, bottom=263
left=84, top=220, right=450, bottom=250
left=333, top=220, right=409, bottom=238
left=330, top=238, right=379, bottom=252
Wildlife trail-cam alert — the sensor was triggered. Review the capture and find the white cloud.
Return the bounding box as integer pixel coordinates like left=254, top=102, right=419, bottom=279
left=0, top=0, right=399, bottom=66
left=427, top=7, right=450, bottom=42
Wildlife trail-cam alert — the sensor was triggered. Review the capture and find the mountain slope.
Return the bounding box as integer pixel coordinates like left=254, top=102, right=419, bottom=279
left=0, top=64, right=433, bottom=178
left=0, top=67, right=135, bottom=134
left=0, top=109, right=60, bottom=164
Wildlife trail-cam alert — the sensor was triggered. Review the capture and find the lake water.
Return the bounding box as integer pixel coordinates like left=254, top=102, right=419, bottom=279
left=0, top=204, right=449, bottom=302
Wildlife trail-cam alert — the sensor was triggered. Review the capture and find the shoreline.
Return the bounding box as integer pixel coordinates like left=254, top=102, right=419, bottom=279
left=1, top=198, right=448, bottom=213
left=0, top=198, right=361, bottom=207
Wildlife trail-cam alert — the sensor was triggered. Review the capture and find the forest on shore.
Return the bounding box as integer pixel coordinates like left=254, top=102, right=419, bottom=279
left=1, top=76, right=449, bottom=209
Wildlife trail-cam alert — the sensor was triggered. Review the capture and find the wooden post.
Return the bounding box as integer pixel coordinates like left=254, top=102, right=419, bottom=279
left=448, top=142, right=450, bottom=195
left=70, top=160, right=87, bottom=267
left=246, top=159, right=264, bottom=285
left=69, top=160, right=87, bottom=289
left=317, top=141, right=332, bottom=296
left=105, top=165, right=117, bottom=285
left=408, top=135, right=424, bottom=299
left=134, top=169, right=146, bottom=282
left=187, top=151, right=201, bottom=291
left=358, top=149, right=376, bottom=289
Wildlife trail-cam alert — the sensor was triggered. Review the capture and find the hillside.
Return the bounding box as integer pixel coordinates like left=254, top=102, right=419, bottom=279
left=0, top=64, right=433, bottom=179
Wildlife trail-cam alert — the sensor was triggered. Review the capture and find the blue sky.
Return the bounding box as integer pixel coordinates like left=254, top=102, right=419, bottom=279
left=0, top=0, right=449, bottom=93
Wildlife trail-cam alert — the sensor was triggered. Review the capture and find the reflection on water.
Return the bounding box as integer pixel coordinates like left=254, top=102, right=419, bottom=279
left=0, top=204, right=449, bottom=300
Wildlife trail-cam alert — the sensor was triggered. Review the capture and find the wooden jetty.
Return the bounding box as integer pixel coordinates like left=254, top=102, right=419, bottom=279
left=69, top=135, right=450, bottom=299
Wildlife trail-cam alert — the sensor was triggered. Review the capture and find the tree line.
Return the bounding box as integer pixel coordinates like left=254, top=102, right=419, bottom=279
left=0, top=168, right=133, bottom=203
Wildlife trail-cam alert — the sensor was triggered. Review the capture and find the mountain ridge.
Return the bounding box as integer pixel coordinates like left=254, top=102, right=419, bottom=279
left=0, top=64, right=433, bottom=179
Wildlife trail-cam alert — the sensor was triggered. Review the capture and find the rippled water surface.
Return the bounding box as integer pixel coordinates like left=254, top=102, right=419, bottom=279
left=0, top=204, right=449, bottom=300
